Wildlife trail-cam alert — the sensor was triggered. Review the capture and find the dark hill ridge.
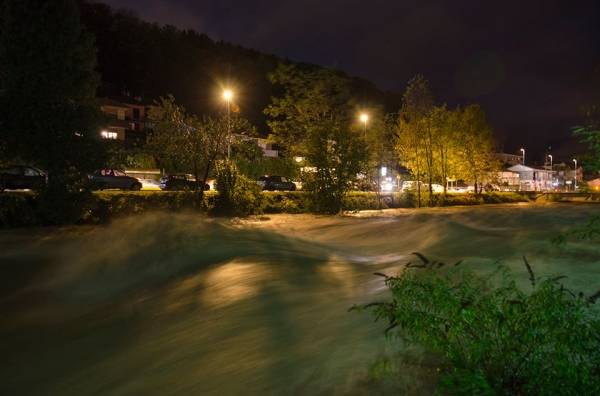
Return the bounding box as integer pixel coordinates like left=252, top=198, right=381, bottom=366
left=80, top=1, right=401, bottom=134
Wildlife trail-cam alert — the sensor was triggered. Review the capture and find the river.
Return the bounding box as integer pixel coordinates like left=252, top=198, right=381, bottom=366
left=1, top=204, right=599, bottom=395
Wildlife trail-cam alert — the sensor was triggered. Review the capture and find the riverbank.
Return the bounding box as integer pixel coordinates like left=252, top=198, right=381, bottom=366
left=1, top=190, right=530, bottom=228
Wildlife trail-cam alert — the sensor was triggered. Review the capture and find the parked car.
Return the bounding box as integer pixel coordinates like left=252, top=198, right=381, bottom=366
left=0, top=165, right=47, bottom=191
left=426, top=183, right=445, bottom=193
left=400, top=180, right=423, bottom=192
left=448, top=185, right=474, bottom=193
left=257, top=175, right=296, bottom=191
left=159, top=174, right=209, bottom=191
left=89, top=169, right=142, bottom=191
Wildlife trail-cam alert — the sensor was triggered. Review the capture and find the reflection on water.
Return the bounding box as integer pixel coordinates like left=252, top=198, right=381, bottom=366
left=200, top=261, right=273, bottom=309
left=0, top=204, right=599, bottom=395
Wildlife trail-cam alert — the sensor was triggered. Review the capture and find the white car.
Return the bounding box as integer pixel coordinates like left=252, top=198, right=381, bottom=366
left=400, top=181, right=422, bottom=192
left=427, top=183, right=444, bottom=193
left=448, top=185, right=474, bottom=193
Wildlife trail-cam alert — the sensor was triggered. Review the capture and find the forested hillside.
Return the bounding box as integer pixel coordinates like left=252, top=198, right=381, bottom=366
left=79, top=1, right=401, bottom=133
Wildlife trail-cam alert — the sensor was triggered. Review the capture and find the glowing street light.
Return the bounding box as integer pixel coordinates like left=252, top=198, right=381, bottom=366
left=359, top=113, right=369, bottom=139
left=222, top=89, right=234, bottom=158
left=547, top=154, right=554, bottom=191
left=520, top=148, right=525, bottom=165
left=573, top=158, right=578, bottom=190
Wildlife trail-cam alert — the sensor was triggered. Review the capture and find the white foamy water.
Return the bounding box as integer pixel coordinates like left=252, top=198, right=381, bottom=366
left=0, top=204, right=598, bottom=395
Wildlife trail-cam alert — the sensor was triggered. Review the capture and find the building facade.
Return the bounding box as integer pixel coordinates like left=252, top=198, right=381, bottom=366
left=507, top=164, right=554, bottom=191
left=99, top=97, right=151, bottom=146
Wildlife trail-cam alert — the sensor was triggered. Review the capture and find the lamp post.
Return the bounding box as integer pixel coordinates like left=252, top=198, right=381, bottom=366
left=520, top=148, right=525, bottom=165
left=222, top=89, right=233, bottom=158
left=573, top=158, right=578, bottom=190
left=547, top=154, right=553, bottom=191
left=359, top=113, right=369, bottom=139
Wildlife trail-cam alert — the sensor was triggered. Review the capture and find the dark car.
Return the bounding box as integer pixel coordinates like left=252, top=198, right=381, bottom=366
left=0, top=165, right=47, bottom=191
left=89, top=169, right=142, bottom=191
left=159, top=174, right=209, bottom=191
left=257, top=175, right=296, bottom=191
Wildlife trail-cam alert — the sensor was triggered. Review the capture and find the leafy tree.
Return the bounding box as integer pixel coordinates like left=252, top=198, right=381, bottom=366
left=148, top=95, right=254, bottom=196
left=78, top=1, right=399, bottom=136
left=454, top=105, right=498, bottom=193
left=146, top=95, right=191, bottom=173
left=0, top=0, right=104, bottom=182
left=265, top=64, right=367, bottom=213
left=233, top=140, right=298, bottom=180
left=573, top=126, right=600, bottom=172
left=396, top=76, right=498, bottom=201
left=358, top=109, right=397, bottom=192
left=396, top=75, right=435, bottom=206
left=214, top=160, right=262, bottom=216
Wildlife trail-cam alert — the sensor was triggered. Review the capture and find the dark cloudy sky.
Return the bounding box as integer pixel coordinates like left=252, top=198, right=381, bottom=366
left=103, top=0, right=600, bottom=161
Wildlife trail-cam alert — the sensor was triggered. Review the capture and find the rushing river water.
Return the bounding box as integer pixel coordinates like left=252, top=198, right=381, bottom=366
left=1, top=204, right=599, bottom=395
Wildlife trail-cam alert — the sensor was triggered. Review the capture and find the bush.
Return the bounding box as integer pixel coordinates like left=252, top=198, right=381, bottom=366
left=0, top=193, right=38, bottom=227
left=214, top=160, right=262, bottom=216
left=354, top=254, right=600, bottom=395
left=36, top=172, right=97, bottom=225
left=0, top=190, right=533, bottom=228
left=261, top=191, right=307, bottom=213
left=482, top=192, right=529, bottom=204
left=91, top=191, right=212, bottom=222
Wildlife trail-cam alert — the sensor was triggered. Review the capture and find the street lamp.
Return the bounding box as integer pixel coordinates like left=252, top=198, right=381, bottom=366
left=520, top=148, right=525, bottom=165
left=547, top=154, right=553, bottom=191
left=359, top=113, right=369, bottom=139
left=222, top=89, right=234, bottom=158
left=573, top=158, right=578, bottom=190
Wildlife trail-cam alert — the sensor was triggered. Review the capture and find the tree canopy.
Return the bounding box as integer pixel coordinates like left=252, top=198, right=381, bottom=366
left=1, top=0, right=104, bottom=176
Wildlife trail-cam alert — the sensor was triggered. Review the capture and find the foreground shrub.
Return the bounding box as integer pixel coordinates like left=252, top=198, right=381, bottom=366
left=214, top=160, right=262, bottom=216
left=0, top=193, right=38, bottom=227
left=0, top=190, right=532, bottom=227
left=261, top=191, right=307, bottom=213
left=481, top=192, right=528, bottom=204
left=353, top=254, right=600, bottom=395
left=36, top=173, right=97, bottom=225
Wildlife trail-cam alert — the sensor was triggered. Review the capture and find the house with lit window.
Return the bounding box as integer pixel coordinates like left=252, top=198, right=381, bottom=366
left=98, top=97, right=151, bottom=146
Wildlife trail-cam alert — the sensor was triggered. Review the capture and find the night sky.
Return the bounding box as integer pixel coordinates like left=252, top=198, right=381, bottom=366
left=102, top=0, right=600, bottom=162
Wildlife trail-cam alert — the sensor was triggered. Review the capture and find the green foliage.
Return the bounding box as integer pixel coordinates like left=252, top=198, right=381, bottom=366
left=396, top=76, right=499, bottom=204
left=0, top=191, right=528, bottom=227
left=214, top=160, right=262, bottom=216
left=0, top=193, right=38, bottom=227
left=79, top=2, right=396, bottom=136
left=104, top=142, right=156, bottom=170
left=267, top=64, right=368, bottom=213
left=573, top=126, right=600, bottom=172
left=553, top=215, right=600, bottom=245
left=260, top=192, right=307, bottom=213
left=36, top=175, right=97, bottom=225
left=354, top=254, right=600, bottom=395
left=148, top=95, right=255, bottom=193
left=146, top=95, right=198, bottom=173
left=91, top=191, right=212, bottom=222
left=233, top=140, right=298, bottom=180
left=0, top=0, right=104, bottom=176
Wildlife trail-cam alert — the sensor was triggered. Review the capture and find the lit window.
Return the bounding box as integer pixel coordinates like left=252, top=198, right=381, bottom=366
left=101, top=130, right=118, bottom=139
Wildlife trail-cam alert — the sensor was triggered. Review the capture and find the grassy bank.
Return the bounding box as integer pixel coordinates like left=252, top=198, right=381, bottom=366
left=0, top=191, right=529, bottom=228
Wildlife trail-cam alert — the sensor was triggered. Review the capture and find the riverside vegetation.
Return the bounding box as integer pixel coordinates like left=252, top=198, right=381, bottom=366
left=353, top=253, right=600, bottom=395
left=0, top=189, right=528, bottom=228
